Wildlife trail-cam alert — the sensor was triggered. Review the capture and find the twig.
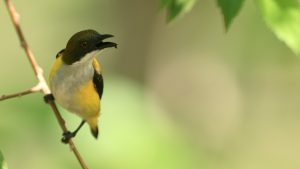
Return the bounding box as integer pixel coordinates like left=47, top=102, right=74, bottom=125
left=0, top=84, right=41, bottom=101
left=3, top=0, right=89, bottom=169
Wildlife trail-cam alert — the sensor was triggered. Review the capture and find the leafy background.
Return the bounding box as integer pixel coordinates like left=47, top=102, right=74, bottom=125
left=0, top=151, right=4, bottom=169
left=1, top=0, right=300, bottom=169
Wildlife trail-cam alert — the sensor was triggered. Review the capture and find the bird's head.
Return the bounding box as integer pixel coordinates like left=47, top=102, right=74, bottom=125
left=62, top=29, right=117, bottom=65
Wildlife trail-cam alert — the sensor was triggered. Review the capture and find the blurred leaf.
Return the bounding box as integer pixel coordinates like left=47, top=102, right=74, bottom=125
left=0, top=151, right=7, bottom=169
left=160, top=0, right=172, bottom=7
left=257, top=0, right=300, bottom=55
left=217, top=0, right=245, bottom=30
left=160, top=0, right=197, bottom=21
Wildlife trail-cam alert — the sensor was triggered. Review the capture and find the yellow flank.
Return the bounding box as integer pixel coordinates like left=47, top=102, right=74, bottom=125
left=75, top=79, right=100, bottom=129
left=49, top=56, right=63, bottom=81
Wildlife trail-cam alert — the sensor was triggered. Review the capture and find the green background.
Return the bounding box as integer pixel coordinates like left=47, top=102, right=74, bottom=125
left=1, top=0, right=300, bottom=169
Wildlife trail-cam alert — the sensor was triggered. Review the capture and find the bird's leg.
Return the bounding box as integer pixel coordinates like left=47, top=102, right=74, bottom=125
left=61, top=120, right=86, bottom=144
left=71, top=120, right=86, bottom=137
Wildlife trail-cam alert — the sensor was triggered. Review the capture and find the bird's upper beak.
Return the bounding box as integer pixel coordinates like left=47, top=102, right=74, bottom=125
left=96, top=34, right=117, bottom=50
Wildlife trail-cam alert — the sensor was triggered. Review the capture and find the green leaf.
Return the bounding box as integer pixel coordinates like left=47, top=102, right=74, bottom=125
left=217, top=0, right=245, bottom=30
left=257, top=0, right=300, bottom=55
left=0, top=151, right=7, bottom=169
left=160, top=0, right=172, bottom=8
left=160, top=0, right=197, bottom=21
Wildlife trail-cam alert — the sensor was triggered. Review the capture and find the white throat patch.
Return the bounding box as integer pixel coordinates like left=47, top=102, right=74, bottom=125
left=72, top=50, right=101, bottom=66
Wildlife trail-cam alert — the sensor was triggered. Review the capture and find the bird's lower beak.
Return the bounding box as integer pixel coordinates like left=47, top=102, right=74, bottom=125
left=96, top=34, right=117, bottom=50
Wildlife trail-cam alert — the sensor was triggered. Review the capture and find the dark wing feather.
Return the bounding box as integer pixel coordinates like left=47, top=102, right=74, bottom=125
left=93, top=70, right=104, bottom=99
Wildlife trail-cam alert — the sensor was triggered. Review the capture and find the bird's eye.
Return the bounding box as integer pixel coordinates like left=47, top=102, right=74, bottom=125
left=81, top=41, right=88, bottom=48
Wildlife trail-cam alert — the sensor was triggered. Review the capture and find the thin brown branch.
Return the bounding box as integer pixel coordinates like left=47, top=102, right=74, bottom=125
left=0, top=84, right=41, bottom=101
left=4, top=0, right=89, bottom=169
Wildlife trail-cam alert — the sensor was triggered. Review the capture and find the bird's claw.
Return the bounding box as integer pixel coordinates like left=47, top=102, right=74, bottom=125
left=43, top=94, right=54, bottom=104
left=61, top=131, right=75, bottom=144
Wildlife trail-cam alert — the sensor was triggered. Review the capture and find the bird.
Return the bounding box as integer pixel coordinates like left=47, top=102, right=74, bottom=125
left=48, top=29, right=117, bottom=143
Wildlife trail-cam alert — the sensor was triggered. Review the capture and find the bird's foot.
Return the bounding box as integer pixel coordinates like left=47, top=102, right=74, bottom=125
left=60, top=121, right=85, bottom=144
left=43, top=94, right=54, bottom=104
left=61, top=131, right=75, bottom=144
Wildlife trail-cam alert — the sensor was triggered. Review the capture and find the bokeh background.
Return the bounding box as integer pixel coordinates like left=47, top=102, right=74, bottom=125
left=1, top=0, right=300, bottom=169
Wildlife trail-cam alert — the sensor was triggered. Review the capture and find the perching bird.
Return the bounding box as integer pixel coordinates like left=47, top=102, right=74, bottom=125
left=48, top=30, right=117, bottom=143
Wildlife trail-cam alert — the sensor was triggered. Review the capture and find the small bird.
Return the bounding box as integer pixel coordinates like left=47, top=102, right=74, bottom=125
left=48, top=29, right=117, bottom=143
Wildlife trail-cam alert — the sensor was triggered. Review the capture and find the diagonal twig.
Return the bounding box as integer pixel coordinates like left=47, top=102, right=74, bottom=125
left=3, top=0, right=89, bottom=168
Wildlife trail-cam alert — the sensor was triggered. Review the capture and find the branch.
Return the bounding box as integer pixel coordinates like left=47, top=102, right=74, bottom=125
left=3, top=0, right=89, bottom=169
left=0, top=84, right=41, bottom=101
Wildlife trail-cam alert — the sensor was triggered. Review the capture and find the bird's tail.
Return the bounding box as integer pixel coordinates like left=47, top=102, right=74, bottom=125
left=87, top=118, right=99, bottom=139
left=90, top=126, right=99, bottom=139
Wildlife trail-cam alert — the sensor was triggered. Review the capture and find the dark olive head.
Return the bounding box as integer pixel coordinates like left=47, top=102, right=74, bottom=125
left=62, top=29, right=117, bottom=65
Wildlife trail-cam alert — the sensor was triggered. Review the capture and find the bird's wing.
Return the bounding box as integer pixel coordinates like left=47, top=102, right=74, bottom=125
left=92, top=58, right=104, bottom=99
left=56, top=49, right=65, bottom=58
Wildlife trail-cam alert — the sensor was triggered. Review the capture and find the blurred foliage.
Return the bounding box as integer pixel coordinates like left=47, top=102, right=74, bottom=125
left=0, top=151, right=3, bottom=169
left=160, top=0, right=196, bottom=21
left=256, top=0, right=300, bottom=55
left=163, top=0, right=300, bottom=56
left=217, top=0, right=245, bottom=30
left=0, top=151, right=7, bottom=169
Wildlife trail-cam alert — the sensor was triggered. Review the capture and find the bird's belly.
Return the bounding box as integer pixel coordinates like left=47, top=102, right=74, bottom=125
left=51, top=75, right=100, bottom=120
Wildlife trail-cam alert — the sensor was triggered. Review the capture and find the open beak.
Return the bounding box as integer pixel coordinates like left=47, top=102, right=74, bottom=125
left=96, top=34, right=117, bottom=50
